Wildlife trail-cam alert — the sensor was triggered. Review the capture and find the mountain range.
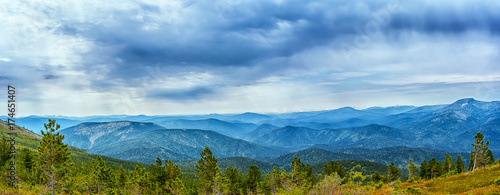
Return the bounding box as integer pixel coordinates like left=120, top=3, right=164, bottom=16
left=7, top=98, right=500, bottom=166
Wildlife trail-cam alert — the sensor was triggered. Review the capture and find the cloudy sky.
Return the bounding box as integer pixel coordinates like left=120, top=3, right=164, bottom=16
left=1, top=0, right=500, bottom=116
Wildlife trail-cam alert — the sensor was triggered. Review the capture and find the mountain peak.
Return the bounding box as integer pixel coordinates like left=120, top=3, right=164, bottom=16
left=454, top=98, right=477, bottom=104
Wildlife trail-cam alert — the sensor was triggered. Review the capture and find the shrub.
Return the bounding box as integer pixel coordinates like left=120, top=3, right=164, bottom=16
left=405, top=186, right=422, bottom=194
left=494, top=177, right=500, bottom=185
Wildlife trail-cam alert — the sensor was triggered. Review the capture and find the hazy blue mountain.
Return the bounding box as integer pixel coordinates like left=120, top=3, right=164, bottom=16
left=213, top=112, right=275, bottom=124
left=253, top=126, right=320, bottom=149
left=293, top=107, right=383, bottom=124
left=400, top=98, right=500, bottom=150
left=253, top=124, right=414, bottom=150
left=315, top=124, right=414, bottom=149
left=454, top=117, right=500, bottom=151
left=362, top=105, right=417, bottom=115
left=60, top=121, right=286, bottom=164
left=151, top=118, right=258, bottom=138
left=243, top=124, right=279, bottom=141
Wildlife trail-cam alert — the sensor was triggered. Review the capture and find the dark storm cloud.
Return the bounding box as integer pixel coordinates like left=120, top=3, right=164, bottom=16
left=389, top=1, right=500, bottom=35
left=62, top=0, right=500, bottom=89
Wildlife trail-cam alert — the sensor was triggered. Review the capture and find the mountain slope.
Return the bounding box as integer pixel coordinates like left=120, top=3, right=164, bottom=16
left=253, top=124, right=414, bottom=150
left=60, top=121, right=287, bottom=164
left=58, top=121, right=165, bottom=149
left=0, top=119, right=143, bottom=171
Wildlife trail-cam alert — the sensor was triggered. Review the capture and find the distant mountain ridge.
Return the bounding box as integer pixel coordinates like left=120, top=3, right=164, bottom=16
left=16, top=98, right=499, bottom=166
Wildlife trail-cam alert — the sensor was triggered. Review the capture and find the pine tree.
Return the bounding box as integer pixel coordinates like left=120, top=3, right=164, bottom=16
left=387, top=162, right=399, bottom=183
left=36, top=119, right=71, bottom=195
left=132, top=164, right=146, bottom=194
left=224, top=166, right=243, bottom=194
left=323, top=160, right=345, bottom=178
left=408, top=158, right=418, bottom=180
left=372, top=172, right=382, bottom=183
left=0, top=138, right=12, bottom=167
left=93, top=155, right=115, bottom=194
left=116, top=166, right=128, bottom=193
left=486, top=149, right=495, bottom=165
left=195, top=146, right=219, bottom=194
left=419, top=160, right=427, bottom=180
left=470, top=132, right=490, bottom=171
left=20, top=148, right=34, bottom=170
left=263, top=166, right=284, bottom=194
left=443, top=154, right=455, bottom=176
left=245, top=164, right=261, bottom=194
left=455, top=155, right=465, bottom=174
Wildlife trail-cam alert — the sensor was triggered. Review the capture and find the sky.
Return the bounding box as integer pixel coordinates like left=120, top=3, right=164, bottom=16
left=1, top=0, right=500, bottom=117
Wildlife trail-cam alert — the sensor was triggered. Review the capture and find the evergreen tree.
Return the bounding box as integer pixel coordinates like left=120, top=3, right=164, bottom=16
left=289, top=157, right=315, bottom=191
left=116, top=166, right=128, bottom=193
left=195, top=146, right=219, bottom=194
left=263, top=166, right=285, bottom=194
left=245, top=164, right=261, bottom=194
left=94, top=155, right=115, bottom=194
left=372, top=172, right=382, bottom=183
left=419, top=160, right=427, bottom=180
left=387, top=162, right=399, bottom=183
left=20, top=148, right=34, bottom=170
left=0, top=138, right=12, bottom=167
left=323, top=160, right=345, bottom=178
left=132, top=164, right=146, bottom=194
left=470, top=132, right=490, bottom=171
left=36, top=119, right=71, bottom=195
left=224, top=166, right=243, bottom=194
left=443, top=154, right=455, bottom=176
left=408, top=158, right=419, bottom=180
left=486, top=149, right=495, bottom=165
left=428, top=158, right=441, bottom=178
left=455, top=155, right=465, bottom=174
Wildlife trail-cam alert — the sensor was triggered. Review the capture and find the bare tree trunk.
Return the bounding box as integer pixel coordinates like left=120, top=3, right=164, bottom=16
left=473, top=150, right=479, bottom=171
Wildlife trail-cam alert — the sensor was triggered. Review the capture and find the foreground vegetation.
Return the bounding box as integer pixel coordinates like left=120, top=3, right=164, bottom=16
left=1, top=119, right=500, bottom=194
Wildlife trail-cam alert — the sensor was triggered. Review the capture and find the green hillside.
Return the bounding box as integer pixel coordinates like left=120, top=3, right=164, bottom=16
left=0, top=119, right=142, bottom=171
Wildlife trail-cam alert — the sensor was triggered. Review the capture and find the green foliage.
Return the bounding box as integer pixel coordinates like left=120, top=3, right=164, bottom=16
left=387, top=162, right=399, bottom=183
left=470, top=131, right=490, bottom=171
left=372, top=172, right=382, bottom=183
left=308, top=174, right=342, bottom=194
left=404, top=185, right=422, bottom=194
left=455, top=155, right=465, bottom=174
left=224, top=166, right=243, bottom=194
left=245, top=164, right=261, bottom=194
left=494, top=177, right=500, bottom=185
left=195, top=146, right=219, bottom=193
left=408, top=158, right=418, bottom=180
left=36, top=119, right=71, bottom=195
left=486, top=149, right=495, bottom=165
left=323, top=160, right=345, bottom=178
left=0, top=138, right=11, bottom=167
left=443, top=154, right=455, bottom=176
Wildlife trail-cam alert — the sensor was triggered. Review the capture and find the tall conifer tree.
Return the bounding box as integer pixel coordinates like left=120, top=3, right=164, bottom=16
left=36, top=119, right=71, bottom=195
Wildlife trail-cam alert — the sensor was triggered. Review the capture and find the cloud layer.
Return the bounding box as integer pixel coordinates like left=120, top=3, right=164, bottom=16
left=1, top=0, right=500, bottom=116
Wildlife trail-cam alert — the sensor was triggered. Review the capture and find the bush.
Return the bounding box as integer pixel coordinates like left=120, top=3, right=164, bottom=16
left=405, top=186, right=422, bottom=194
left=494, top=177, right=500, bottom=185
left=374, top=182, right=383, bottom=189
